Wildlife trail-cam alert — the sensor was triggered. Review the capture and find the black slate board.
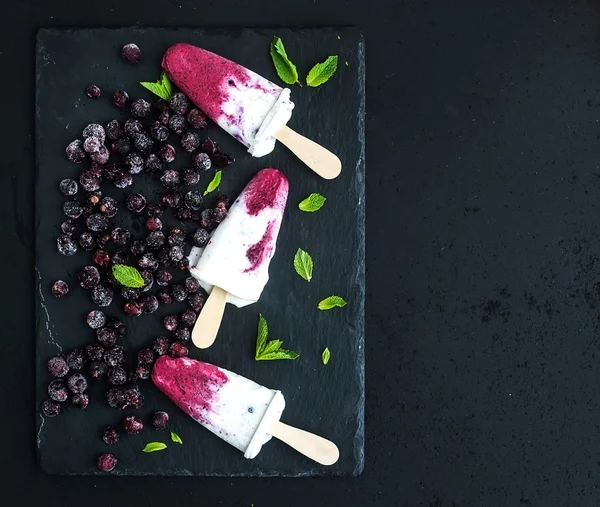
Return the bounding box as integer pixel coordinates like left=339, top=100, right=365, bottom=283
left=35, top=27, right=364, bottom=476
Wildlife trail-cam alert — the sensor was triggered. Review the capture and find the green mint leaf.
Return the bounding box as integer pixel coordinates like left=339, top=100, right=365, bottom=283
left=257, top=349, right=299, bottom=361
left=140, top=71, right=173, bottom=101
left=322, top=347, right=331, bottom=365
left=203, top=170, right=222, bottom=196
left=306, top=56, right=338, bottom=87
left=261, top=339, right=283, bottom=356
left=112, top=264, right=145, bottom=288
left=318, top=295, right=348, bottom=310
left=255, top=314, right=269, bottom=358
left=298, top=193, right=327, bottom=212
left=294, top=248, right=313, bottom=282
left=170, top=432, right=183, bottom=444
left=270, top=36, right=299, bottom=86
left=142, top=442, right=167, bottom=453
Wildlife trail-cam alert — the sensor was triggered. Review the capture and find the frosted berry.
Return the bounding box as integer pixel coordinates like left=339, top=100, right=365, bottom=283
left=57, top=235, right=78, bottom=256
left=59, top=179, right=78, bottom=196
left=52, top=280, right=69, bottom=298
left=125, top=152, right=144, bottom=174
left=83, top=123, right=106, bottom=143
left=151, top=411, right=170, bottom=430
left=86, top=84, right=101, bottom=98
left=72, top=393, right=89, bottom=409
left=131, top=99, right=151, bottom=118
left=66, top=348, right=86, bottom=370
left=98, top=453, right=118, bottom=472
left=122, top=43, right=141, bottom=63
left=164, top=314, right=178, bottom=332
left=160, top=169, right=180, bottom=188
left=113, top=90, right=129, bottom=108
left=106, top=119, right=124, bottom=140
left=193, top=228, right=210, bottom=247
left=169, top=342, right=188, bottom=358
left=42, top=399, right=61, bottom=417
left=67, top=373, right=88, bottom=394
left=91, top=285, right=113, bottom=307
left=169, top=92, right=189, bottom=115
left=66, top=139, right=86, bottom=163
left=103, top=426, right=119, bottom=444
left=187, top=108, right=207, bottom=129
left=47, top=357, right=69, bottom=378
left=181, top=131, right=200, bottom=152
left=158, top=143, right=176, bottom=163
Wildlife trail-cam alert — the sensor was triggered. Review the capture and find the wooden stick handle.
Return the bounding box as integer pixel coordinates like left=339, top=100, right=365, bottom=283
left=191, top=286, right=228, bottom=349
left=274, top=125, right=342, bottom=180
left=269, top=420, right=340, bottom=466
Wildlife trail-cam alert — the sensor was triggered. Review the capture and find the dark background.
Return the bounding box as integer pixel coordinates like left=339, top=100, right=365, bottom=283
left=3, top=0, right=600, bottom=505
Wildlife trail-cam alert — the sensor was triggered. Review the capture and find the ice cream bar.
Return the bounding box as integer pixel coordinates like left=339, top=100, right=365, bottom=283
left=188, top=168, right=288, bottom=308
left=162, top=43, right=294, bottom=158
left=152, top=356, right=285, bottom=459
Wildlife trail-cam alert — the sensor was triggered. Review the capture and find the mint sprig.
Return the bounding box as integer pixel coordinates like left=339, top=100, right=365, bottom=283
left=318, top=296, right=347, bottom=310
left=142, top=442, right=167, bottom=453
left=255, top=314, right=299, bottom=361
left=293, top=248, right=313, bottom=282
left=322, top=347, right=331, bottom=365
left=298, top=193, right=327, bottom=212
left=112, top=264, right=145, bottom=288
left=270, top=36, right=300, bottom=86
left=306, top=56, right=338, bottom=87
left=140, top=71, right=173, bottom=101
left=203, top=170, right=222, bottom=196
left=170, top=432, right=183, bottom=444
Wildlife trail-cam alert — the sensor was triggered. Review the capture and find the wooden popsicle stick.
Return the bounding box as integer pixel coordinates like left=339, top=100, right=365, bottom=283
left=274, top=125, right=342, bottom=180
left=191, top=286, right=228, bottom=349
left=268, top=420, right=340, bottom=466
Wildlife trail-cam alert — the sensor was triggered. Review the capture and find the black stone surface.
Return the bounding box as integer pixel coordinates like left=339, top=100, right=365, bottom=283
left=35, top=27, right=365, bottom=476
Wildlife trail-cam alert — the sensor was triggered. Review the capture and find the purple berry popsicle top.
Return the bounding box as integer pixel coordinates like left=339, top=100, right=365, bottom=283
left=241, top=168, right=288, bottom=216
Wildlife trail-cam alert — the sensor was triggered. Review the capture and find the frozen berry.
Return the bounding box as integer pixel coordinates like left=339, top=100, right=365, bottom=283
left=72, top=393, right=89, bottom=409
left=181, top=131, right=200, bottom=152
left=158, top=110, right=170, bottom=126
left=135, top=364, right=151, bottom=380
left=124, top=118, right=143, bottom=137
left=66, top=349, right=86, bottom=370
left=103, top=426, right=119, bottom=444
left=138, top=348, right=155, bottom=365
left=48, top=379, right=69, bottom=402
left=87, top=213, right=109, bottom=232
left=167, top=228, right=185, bottom=246
left=153, top=337, right=170, bottom=356
left=158, top=247, right=171, bottom=266
left=98, top=197, right=117, bottom=218
left=168, top=114, right=187, bottom=134
left=127, top=193, right=146, bottom=213
left=122, top=43, right=141, bottom=63
left=146, top=204, right=163, bottom=218
left=151, top=411, right=170, bottom=430
left=93, top=249, right=111, bottom=267
left=155, top=270, right=172, bottom=286
left=133, top=132, right=153, bottom=153
left=123, top=415, right=144, bottom=435
left=83, top=136, right=102, bottom=153
left=150, top=121, right=169, bottom=142
left=87, top=310, right=106, bottom=329
left=180, top=169, right=199, bottom=186
left=162, top=190, right=182, bottom=208
left=106, top=387, right=126, bottom=409
left=57, top=235, right=78, bottom=256
left=108, top=367, right=126, bottom=385
left=114, top=171, right=133, bottom=188
left=121, top=287, right=140, bottom=301
left=63, top=200, right=83, bottom=219
left=140, top=270, right=154, bottom=292
left=211, top=152, right=235, bottom=168
left=200, top=209, right=215, bottom=229
left=138, top=253, right=159, bottom=271
left=160, top=169, right=180, bottom=188
left=78, top=266, right=100, bottom=289
left=169, top=92, right=189, bottom=115
left=213, top=206, right=227, bottom=223
left=86, top=344, right=104, bottom=362
left=124, top=301, right=142, bottom=317
left=201, top=139, right=218, bottom=155
left=66, top=139, right=86, bottom=163
left=193, top=153, right=212, bottom=174
left=141, top=295, right=159, bottom=313
left=179, top=310, right=196, bottom=328
left=173, top=327, right=190, bottom=342
left=87, top=191, right=102, bottom=206
left=169, top=342, right=188, bottom=358
left=130, top=240, right=146, bottom=256
left=158, top=289, right=173, bottom=305
left=131, top=99, right=151, bottom=118
left=176, top=258, right=189, bottom=271
left=124, top=385, right=144, bottom=408
left=184, top=190, right=203, bottom=210
left=97, top=327, right=117, bottom=347
left=59, top=179, right=78, bottom=196
left=184, top=277, right=200, bottom=294
left=52, top=280, right=69, bottom=298
left=92, top=285, right=113, bottom=307
left=67, top=373, right=87, bottom=394
left=146, top=217, right=162, bottom=232
left=188, top=292, right=205, bottom=312
left=83, top=124, right=106, bottom=143
left=187, top=108, right=207, bottom=129
left=145, top=153, right=162, bottom=173
left=98, top=453, right=118, bottom=472
left=113, top=90, right=129, bottom=108
left=110, top=227, right=130, bottom=246
left=158, top=143, right=176, bottom=163
left=216, top=194, right=230, bottom=209
left=175, top=207, right=191, bottom=221
left=125, top=152, right=144, bottom=174
left=47, top=357, right=69, bottom=378
left=104, top=345, right=126, bottom=367
left=146, top=231, right=165, bottom=250
left=169, top=246, right=185, bottom=263
left=164, top=314, right=178, bottom=332
left=154, top=98, right=169, bottom=112
left=85, top=84, right=101, bottom=98
left=42, top=399, right=61, bottom=417
left=193, top=228, right=210, bottom=247
left=106, top=119, right=124, bottom=140
left=80, top=170, right=101, bottom=191
left=89, top=360, right=107, bottom=378
left=112, top=137, right=131, bottom=156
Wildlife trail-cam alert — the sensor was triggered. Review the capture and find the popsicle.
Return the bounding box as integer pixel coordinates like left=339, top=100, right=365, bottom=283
left=162, top=43, right=341, bottom=179
left=152, top=356, right=339, bottom=465
left=188, top=168, right=288, bottom=348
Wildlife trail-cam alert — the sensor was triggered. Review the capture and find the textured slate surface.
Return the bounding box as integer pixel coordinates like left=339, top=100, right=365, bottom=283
left=35, top=27, right=364, bottom=476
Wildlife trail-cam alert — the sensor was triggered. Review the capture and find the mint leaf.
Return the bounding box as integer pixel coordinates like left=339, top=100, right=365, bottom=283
left=256, top=314, right=269, bottom=357
left=255, top=314, right=299, bottom=361
left=298, top=193, right=327, bottom=212
left=270, top=36, right=299, bottom=86
left=306, top=56, right=338, bottom=88
left=203, top=170, right=222, bottom=196
left=112, top=264, right=145, bottom=288
left=318, top=295, right=347, bottom=310
left=322, top=347, right=331, bottom=365
left=142, top=442, right=167, bottom=453
left=170, top=432, right=183, bottom=444
left=294, top=248, right=313, bottom=282
left=140, top=71, right=173, bottom=101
